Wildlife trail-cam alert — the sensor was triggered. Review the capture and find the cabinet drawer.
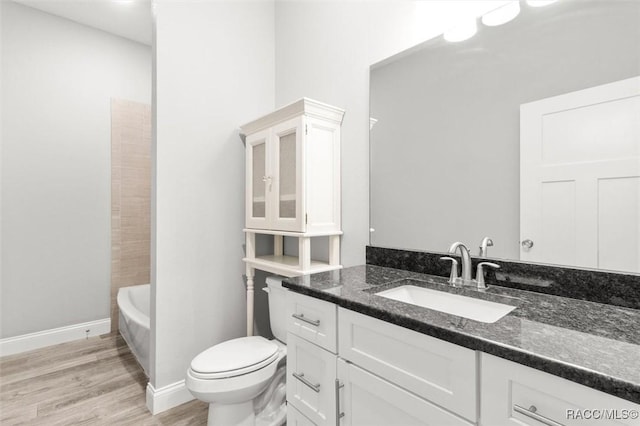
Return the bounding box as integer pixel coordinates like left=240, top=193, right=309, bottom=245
left=481, top=353, right=640, bottom=426
left=338, top=359, right=474, bottom=426
left=338, top=308, right=477, bottom=422
left=287, top=333, right=337, bottom=426
left=287, top=404, right=317, bottom=426
left=287, top=291, right=337, bottom=353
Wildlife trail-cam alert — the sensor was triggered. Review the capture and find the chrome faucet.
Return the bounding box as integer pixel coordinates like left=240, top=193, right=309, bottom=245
left=448, top=242, right=473, bottom=285
left=440, top=241, right=501, bottom=289
left=479, top=237, right=493, bottom=257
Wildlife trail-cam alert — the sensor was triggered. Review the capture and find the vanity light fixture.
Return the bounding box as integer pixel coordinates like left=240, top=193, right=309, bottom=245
left=526, top=0, right=558, bottom=7
left=482, top=1, right=521, bottom=27
left=443, top=17, right=478, bottom=42
left=444, top=0, right=560, bottom=43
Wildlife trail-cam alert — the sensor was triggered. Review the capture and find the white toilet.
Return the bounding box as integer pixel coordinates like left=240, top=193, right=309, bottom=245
left=186, top=276, right=288, bottom=426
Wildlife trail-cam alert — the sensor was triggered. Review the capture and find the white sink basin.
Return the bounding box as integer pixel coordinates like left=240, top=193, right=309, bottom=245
left=375, top=285, right=516, bottom=323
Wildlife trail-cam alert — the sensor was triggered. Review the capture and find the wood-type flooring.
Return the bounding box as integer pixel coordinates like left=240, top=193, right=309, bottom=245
left=0, top=333, right=208, bottom=425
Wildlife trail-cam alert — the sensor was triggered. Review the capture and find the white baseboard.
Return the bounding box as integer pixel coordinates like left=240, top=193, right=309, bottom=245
left=0, top=318, right=111, bottom=357
left=146, top=380, right=194, bottom=415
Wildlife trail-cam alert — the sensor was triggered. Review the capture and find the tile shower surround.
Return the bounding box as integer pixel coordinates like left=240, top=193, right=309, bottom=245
left=366, top=246, right=640, bottom=310
left=110, top=99, right=152, bottom=331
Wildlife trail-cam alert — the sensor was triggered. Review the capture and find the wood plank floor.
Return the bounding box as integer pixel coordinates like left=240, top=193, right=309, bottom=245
left=0, top=333, right=208, bottom=425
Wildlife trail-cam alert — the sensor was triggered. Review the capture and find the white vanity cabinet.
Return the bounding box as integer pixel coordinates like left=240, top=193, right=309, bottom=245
left=286, top=293, right=476, bottom=426
left=286, top=292, right=338, bottom=426
left=338, top=308, right=477, bottom=423
left=481, top=353, right=640, bottom=426
left=286, top=290, right=639, bottom=426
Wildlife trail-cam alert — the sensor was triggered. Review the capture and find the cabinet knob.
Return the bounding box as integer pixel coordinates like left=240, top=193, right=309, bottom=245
left=521, top=239, right=534, bottom=250
left=261, top=175, right=272, bottom=191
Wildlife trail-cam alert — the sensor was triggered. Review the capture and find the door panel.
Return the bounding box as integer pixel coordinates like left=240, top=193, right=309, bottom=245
left=520, top=76, right=640, bottom=272
left=246, top=130, right=270, bottom=229
left=272, top=117, right=304, bottom=232
left=337, top=359, right=472, bottom=426
left=287, top=333, right=336, bottom=425
left=598, top=177, right=640, bottom=271
left=338, top=308, right=477, bottom=421
left=481, top=353, right=640, bottom=426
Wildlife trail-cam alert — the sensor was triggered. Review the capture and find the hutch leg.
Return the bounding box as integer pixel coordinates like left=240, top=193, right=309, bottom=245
left=246, top=264, right=255, bottom=337
left=245, top=232, right=256, bottom=336
left=329, top=235, right=340, bottom=266
left=274, top=235, right=284, bottom=257
left=299, top=236, right=311, bottom=270
left=246, top=231, right=256, bottom=259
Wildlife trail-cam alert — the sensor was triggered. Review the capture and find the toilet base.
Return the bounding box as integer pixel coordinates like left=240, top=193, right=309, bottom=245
left=208, top=401, right=254, bottom=426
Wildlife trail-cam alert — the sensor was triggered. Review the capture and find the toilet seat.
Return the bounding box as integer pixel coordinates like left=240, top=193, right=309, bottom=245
left=190, top=336, right=279, bottom=380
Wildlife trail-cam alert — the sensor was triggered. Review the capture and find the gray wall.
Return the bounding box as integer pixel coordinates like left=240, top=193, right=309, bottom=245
left=273, top=1, right=492, bottom=275
left=370, top=0, right=640, bottom=259
left=152, top=0, right=275, bottom=390
left=1, top=2, right=151, bottom=338
left=275, top=1, right=372, bottom=270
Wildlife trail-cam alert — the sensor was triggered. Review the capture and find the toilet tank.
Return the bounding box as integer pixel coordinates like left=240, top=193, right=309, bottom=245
left=266, top=276, right=288, bottom=342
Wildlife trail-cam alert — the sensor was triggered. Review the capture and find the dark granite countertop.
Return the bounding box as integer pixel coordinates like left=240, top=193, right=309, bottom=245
left=283, top=265, right=640, bottom=404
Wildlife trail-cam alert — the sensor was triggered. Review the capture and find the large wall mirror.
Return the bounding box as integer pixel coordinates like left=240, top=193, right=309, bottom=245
left=370, top=0, right=640, bottom=273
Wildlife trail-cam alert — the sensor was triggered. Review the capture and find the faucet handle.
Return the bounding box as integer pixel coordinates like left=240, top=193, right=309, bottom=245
left=439, top=256, right=459, bottom=285
left=476, top=262, right=500, bottom=289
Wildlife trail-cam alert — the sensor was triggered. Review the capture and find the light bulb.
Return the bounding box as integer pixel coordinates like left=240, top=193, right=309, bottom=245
left=443, top=18, right=478, bottom=43
left=482, top=1, right=521, bottom=27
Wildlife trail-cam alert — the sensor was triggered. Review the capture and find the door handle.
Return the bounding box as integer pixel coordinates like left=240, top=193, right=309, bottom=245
left=292, top=372, right=320, bottom=393
left=292, top=313, right=320, bottom=327
left=335, top=379, right=344, bottom=423
left=514, top=404, right=564, bottom=426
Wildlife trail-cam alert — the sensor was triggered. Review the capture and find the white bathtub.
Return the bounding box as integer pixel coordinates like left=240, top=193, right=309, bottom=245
left=117, top=284, right=150, bottom=376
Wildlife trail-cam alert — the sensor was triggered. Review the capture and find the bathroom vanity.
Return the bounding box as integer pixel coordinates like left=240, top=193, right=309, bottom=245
left=304, top=2, right=640, bottom=424
left=282, top=259, right=640, bottom=426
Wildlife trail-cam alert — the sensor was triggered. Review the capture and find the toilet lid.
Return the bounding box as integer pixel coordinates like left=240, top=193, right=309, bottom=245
left=190, top=336, right=279, bottom=378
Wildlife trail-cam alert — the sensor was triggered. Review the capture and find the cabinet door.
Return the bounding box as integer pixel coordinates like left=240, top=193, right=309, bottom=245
left=481, top=353, right=640, bottom=426
left=288, top=404, right=317, bottom=426
left=287, top=290, right=338, bottom=353
left=337, top=359, right=473, bottom=426
left=338, top=308, right=477, bottom=421
left=246, top=129, right=270, bottom=229
left=287, top=333, right=336, bottom=426
left=305, top=116, right=341, bottom=233
left=271, top=116, right=305, bottom=232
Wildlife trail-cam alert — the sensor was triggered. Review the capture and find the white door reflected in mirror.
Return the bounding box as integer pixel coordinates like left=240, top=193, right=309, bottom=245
left=520, top=77, right=640, bottom=272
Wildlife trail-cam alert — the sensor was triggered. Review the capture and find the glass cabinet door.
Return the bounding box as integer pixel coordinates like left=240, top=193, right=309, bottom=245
left=246, top=131, right=269, bottom=229
left=273, top=117, right=304, bottom=231
left=278, top=131, right=296, bottom=218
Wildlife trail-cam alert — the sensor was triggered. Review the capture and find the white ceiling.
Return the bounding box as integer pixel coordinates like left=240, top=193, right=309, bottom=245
left=13, top=0, right=152, bottom=45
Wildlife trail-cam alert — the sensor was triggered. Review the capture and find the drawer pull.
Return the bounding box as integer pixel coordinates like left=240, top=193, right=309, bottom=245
left=514, top=404, right=565, bottom=426
left=292, top=313, right=320, bottom=327
left=335, top=379, right=345, bottom=423
left=292, top=372, right=320, bottom=393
